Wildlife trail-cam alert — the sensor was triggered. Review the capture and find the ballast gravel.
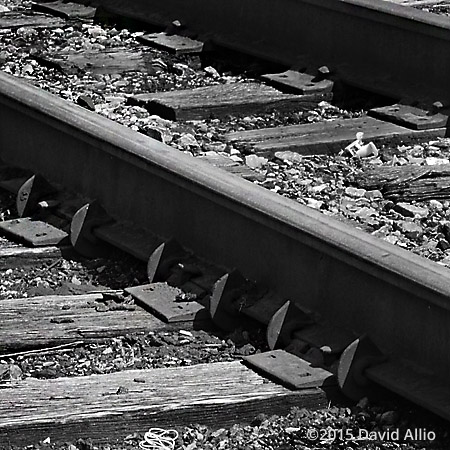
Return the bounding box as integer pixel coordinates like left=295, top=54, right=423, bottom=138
left=1, top=1, right=450, bottom=269
left=1, top=2, right=450, bottom=450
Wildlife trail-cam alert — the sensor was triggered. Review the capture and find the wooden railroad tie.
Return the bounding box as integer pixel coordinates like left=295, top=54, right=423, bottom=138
left=130, top=82, right=332, bottom=121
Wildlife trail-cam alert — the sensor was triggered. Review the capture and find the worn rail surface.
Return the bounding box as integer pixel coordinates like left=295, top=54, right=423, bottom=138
left=86, top=0, right=450, bottom=105
left=2, top=68, right=450, bottom=413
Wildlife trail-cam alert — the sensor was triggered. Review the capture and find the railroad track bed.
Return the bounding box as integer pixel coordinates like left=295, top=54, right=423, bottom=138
left=0, top=188, right=449, bottom=449
left=1, top=0, right=450, bottom=268
left=2, top=0, right=450, bottom=449
left=389, top=0, right=450, bottom=15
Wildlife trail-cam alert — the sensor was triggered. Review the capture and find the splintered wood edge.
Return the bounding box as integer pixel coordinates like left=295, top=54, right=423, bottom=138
left=0, top=361, right=329, bottom=445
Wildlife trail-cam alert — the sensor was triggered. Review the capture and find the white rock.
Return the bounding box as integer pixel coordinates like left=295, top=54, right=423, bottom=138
left=179, top=133, right=199, bottom=148
left=345, top=186, right=366, bottom=198
left=179, top=330, right=193, bottom=337
left=429, top=200, right=444, bottom=210
left=384, top=235, right=398, bottom=245
left=87, top=26, right=107, bottom=37
left=364, top=190, right=383, bottom=200
left=204, top=66, right=220, bottom=78
left=311, top=184, right=327, bottom=193
left=426, top=157, right=449, bottom=165
left=306, top=198, right=323, bottom=210
left=397, top=221, right=423, bottom=240
left=245, top=154, right=268, bottom=169
left=274, top=150, right=303, bottom=164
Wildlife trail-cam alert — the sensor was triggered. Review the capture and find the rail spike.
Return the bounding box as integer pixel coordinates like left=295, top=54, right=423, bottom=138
left=208, top=270, right=247, bottom=331
left=70, top=201, right=114, bottom=258
left=266, top=300, right=314, bottom=350
left=337, top=335, right=386, bottom=401
left=147, top=238, right=186, bottom=282
left=16, top=174, right=56, bottom=217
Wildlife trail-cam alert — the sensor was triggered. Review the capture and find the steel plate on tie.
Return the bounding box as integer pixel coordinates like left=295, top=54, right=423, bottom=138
left=0, top=218, right=68, bottom=246
left=138, top=32, right=204, bottom=55
left=243, top=349, right=335, bottom=390
left=126, top=282, right=207, bottom=322
left=369, top=104, right=449, bottom=130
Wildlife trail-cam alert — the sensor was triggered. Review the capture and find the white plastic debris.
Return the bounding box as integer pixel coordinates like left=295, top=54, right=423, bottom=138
left=344, top=132, right=378, bottom=158
left=139, top=428, right=178, bottom=450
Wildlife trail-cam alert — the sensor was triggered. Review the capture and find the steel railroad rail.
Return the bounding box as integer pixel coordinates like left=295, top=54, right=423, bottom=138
left=1, top=70, right=450, bottom=419
left=89, top=0, right=450, bottom=105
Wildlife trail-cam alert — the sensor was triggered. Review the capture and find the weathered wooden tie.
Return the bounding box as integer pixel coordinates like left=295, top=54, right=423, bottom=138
left=0, top=239, right=69, bottom=268
left=37, top=48, right=154, bottom=75
left=0, top=293, right=170, bottom=352
left=131, top=82, right=331, bottom=121
left=225, top=116, right=447, bottom=156
left=0, top=361, right=329, bottom=446
left=355, top=163, right=450, bottom=201
left=31, top=1, right=96, bottom=20
left=0, top=11, right=65, bottom=29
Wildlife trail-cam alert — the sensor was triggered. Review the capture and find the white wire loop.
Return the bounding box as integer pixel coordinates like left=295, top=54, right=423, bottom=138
left=139, top=427, right=179, bottom=450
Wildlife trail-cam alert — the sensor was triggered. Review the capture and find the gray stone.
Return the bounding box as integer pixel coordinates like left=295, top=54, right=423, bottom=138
left=438, top=239, right=450, bottom=251
left=394, top=203, right=429, bottom=218
left=396, top=221, right=423, bottom=240
left=345, top=186, right=366, bottom=198
left=364, top=189, right=383, bottom=200
left=429, top=199, right=444, bottom=210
